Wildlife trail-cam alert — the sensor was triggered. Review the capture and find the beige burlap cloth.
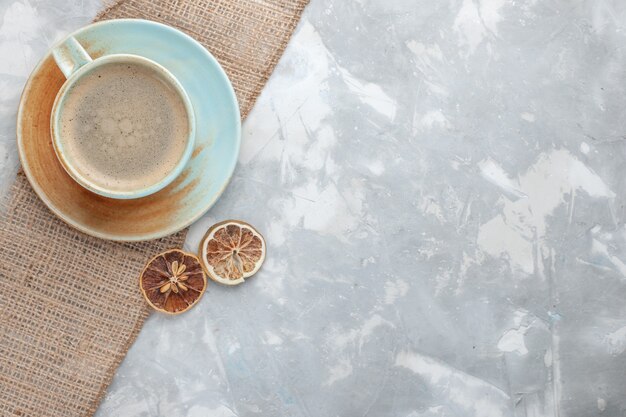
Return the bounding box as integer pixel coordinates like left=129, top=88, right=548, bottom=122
left=0, top=1, right=307, bottom=415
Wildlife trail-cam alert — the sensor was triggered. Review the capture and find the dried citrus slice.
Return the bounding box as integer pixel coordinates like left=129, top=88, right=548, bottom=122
left=199, top=220, right=266, bottom=285
left=139, top=249, right=207, bottom=314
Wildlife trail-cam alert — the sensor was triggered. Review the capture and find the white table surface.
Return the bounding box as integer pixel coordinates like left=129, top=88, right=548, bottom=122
left=1, top=1, right=626, bottom=416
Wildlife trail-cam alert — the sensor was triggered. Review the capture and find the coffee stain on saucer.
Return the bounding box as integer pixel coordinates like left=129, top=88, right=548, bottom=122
left=191, top=142, right=206, bottom=159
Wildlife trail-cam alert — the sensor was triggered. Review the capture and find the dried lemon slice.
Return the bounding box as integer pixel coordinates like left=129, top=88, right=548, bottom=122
left=139, top=249, right=207, bottom=314
left=199, top=220, right=266, bottom=285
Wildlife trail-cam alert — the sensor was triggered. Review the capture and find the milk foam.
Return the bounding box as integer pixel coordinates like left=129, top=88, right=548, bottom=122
left=58, top=62, right=189, bottom=193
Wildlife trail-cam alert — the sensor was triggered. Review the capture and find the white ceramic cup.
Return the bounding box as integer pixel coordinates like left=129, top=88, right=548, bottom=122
left=50, top=36, right=196, bottom=199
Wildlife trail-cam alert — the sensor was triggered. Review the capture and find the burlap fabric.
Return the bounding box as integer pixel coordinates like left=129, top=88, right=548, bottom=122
left=0, top=1, right=308, bottom=415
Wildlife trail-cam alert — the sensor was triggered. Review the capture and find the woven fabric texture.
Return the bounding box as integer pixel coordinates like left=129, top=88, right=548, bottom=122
left=0, top=0, right=307, bottom=415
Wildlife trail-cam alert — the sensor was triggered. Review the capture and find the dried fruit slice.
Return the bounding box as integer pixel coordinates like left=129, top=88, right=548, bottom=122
left=199, top=220, right=266, bottom=285
left=139, top=249, right=207, bottom=314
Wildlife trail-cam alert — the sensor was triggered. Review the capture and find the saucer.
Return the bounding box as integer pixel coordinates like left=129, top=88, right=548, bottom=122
left=17, top=19, right=241, bottom=241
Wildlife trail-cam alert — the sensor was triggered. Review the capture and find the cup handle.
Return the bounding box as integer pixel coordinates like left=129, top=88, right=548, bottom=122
left=52, top=36, right=93, bottom=79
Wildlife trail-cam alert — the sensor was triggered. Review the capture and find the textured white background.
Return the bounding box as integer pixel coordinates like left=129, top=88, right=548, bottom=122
left=1, top=1, right=626, bottom=416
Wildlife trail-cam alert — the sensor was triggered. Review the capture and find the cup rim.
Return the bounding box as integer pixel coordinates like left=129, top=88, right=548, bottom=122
left=50, top=53, right=196, bottom=200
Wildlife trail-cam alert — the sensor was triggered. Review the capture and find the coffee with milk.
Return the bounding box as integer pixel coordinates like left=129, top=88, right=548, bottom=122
left=57, top=61, right=189, bottom=193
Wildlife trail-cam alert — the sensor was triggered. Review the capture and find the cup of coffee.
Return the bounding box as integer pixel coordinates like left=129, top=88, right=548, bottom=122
left=50, top=36, right=195, bottom=199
